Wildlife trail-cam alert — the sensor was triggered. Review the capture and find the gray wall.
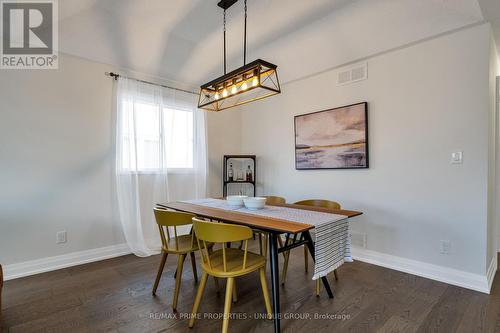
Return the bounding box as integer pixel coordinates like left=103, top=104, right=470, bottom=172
left=0, top=53, right=239, bottom=266
left=240, top=24, right=492, bottom=275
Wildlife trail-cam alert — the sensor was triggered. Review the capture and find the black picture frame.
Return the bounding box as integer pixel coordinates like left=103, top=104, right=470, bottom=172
left=294, top=102, right=369, bottom=170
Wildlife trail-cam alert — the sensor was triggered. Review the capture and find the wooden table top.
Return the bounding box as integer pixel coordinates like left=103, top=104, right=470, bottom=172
left=157, top=201, right=363, bottom=234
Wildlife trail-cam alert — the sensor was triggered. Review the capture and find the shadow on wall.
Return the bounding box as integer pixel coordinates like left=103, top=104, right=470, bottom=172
left=349, top=203, right=468, bottom=267
left=156, top=0, right=220, bottom=82
left=208, top=157, right=223, bottom=197
left=0, top=150, right=113, bottom=217
left=57, top=1, right=135, bottom=71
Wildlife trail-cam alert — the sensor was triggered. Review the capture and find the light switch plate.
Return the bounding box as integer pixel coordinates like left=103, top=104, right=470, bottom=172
left=56, top=231, right=67, bottom=244
left=451, top=151, right=463, bottom=164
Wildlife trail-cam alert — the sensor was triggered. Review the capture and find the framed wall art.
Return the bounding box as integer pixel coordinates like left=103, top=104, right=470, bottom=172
left=294, top=102, right=369, bottom=169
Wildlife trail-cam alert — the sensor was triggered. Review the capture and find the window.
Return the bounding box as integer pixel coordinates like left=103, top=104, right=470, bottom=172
left=120, top=101, right=194, bottom=171
left=163, top=107, right=194, bottom=169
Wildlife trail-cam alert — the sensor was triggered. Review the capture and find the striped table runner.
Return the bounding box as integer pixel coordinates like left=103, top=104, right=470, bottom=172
left=181, top=198, right=352, bottom=280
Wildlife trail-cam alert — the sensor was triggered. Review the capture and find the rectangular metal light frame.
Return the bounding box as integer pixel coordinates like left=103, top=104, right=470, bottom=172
left=198, top=58, right=281, bottom=112
left=217, top=0, right=238, bottom=10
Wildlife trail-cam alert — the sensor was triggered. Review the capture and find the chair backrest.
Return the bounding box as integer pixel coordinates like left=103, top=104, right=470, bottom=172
left=263, top=195, right=286, bottom=205
left=153, top=208, right=196, bottom=252
left=294, top=199, right=341, bottom=210
left=192, top=218, right=254, bottom=272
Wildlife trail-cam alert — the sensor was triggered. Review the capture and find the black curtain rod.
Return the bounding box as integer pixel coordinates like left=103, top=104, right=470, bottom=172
left=105, top=72, right=198, bottom=96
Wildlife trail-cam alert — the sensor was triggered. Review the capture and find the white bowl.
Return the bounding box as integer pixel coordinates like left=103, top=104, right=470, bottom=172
left=226, top=195, right=248, bottom=207
left=243, top=197, right=267, bottom=210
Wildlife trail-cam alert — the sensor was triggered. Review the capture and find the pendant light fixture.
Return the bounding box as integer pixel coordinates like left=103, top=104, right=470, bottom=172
left=198, top=0, right=281, bottom=112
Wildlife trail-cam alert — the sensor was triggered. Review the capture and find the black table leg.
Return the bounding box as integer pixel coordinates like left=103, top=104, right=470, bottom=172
left=303, top=231, right=334, bottom=299
left=269, top=232, right=281, bottom=333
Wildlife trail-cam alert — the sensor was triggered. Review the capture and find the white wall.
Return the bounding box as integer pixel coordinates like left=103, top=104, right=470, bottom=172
left=494, top=34, right=500, bottom=255
left=0, top=54, right=124, bottom=266
left=206, top=111, right=242, bottom=198
left=1, top=22, right=497, bottom=289
left=0, top=52, right=237, bottom=268
left=240, top=24, right=492, bottom=276
left=488, top=27, right=499, bottom=271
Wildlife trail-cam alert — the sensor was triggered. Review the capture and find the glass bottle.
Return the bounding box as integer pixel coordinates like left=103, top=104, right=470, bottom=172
left=228, top=163, right=233, bottom=181
left=246, top=165, right=253, bottom=182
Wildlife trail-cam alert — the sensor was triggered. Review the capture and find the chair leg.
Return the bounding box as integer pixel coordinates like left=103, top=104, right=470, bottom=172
left=316, top=279, right=320, bottom=297
left=259, top=233, right=263, bottom=256
left=232, top=280, right=238, bottom=303
left=214, top=276, right=220, bottom=294
left=304, top=246, right=308, bottom=273
left=223, top=277, right=234, bottom=333
left=206, top=246, right=220, bottom=294
left=174, top=254, right=187, bottom=278
left=190, top=252, right=198, bottom=283
left=278, top=236, right=285, bottom=259
left=333, top=269, right=339, bottom=280
left=172, top=254, right=186, bottom=311
left=189, top=271, right=209, bottom=328
left=263, top=234, right=268, bottom=257
left=281, top=250, right=290, bottom=285
left=259, top=268, right=272, bottom=318
left=152, top=251, right=168, bottom=296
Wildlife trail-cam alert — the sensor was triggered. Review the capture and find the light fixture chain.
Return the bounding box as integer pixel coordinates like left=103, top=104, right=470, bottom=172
left=197, top=0, right=280, bottom=111
left=223, top=9, right=227, bottom=75
left=244, top=0, right=247, bottom=65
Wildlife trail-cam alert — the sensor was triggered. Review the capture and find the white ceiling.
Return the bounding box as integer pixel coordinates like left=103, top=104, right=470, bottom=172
left=478, top=0, right=500, bottom=53
left=57, top=0, right=496, bottom=87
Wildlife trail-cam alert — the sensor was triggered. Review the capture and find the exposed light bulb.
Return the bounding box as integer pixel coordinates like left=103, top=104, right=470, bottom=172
left=214, top=92, right=220, bottom=100
left=231, top=85, right=237, bottom=94
left=241, top=81, right=248, bottom=91
left=222, top=89, right=228, bottom=98
left=252, top=76, right=259, bottom=87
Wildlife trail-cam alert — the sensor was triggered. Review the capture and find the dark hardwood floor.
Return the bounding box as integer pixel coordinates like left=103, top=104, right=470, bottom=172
left=1, top=242, right=500, bottom=333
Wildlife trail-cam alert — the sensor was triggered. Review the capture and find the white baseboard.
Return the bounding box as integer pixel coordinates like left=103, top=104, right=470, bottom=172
left=4, top=243, right=496, bottom=294
left=3, top=243, right=131, bottom=281
left=487, top=254, right=497, bottom=291
left=351, top=246, right=492, bottom=294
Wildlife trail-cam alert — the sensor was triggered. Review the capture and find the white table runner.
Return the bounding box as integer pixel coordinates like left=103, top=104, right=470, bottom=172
left=182, top=198, right=352, bottom=280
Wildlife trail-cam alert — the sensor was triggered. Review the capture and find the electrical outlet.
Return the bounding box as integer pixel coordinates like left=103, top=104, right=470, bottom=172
left=440, top=240, right=451, bottom=254
left=56, top=231, right=67, bottom=244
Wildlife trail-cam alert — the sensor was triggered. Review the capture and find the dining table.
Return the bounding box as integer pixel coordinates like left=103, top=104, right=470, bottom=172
left=157, top=199, right=363, bottom=333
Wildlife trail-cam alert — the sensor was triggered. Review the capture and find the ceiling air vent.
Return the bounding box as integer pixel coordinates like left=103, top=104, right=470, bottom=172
left=337, top=62, right=368, bottom=86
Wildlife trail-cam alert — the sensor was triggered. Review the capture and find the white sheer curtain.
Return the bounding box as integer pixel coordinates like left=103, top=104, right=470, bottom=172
left=115, top=77, right=207, bottom=257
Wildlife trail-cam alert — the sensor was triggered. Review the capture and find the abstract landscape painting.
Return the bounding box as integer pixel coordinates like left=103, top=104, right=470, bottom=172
left=295, top=102, right=368, bottom=169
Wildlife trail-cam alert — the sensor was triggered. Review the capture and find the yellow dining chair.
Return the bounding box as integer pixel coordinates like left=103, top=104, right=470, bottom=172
left=281, top=199, right=341, bottom=295
left=294, top=199, right=341, bottom=210
left=189, top=218, right=272, bottom=333
left=152, top=208, right=199, bottom=311
left=256, top=196, right=287, bottom=257
left=262, top=195, right=286, bottom=205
